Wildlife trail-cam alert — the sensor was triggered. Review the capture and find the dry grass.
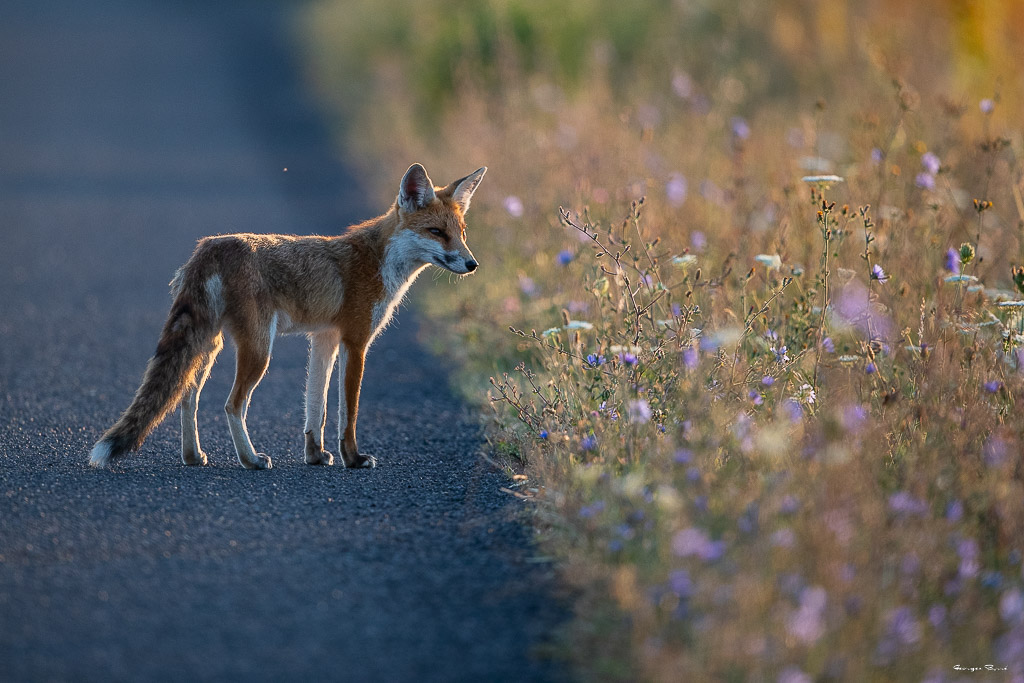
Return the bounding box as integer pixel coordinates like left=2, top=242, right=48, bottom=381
left=303, top=0, right=1024, bottom=679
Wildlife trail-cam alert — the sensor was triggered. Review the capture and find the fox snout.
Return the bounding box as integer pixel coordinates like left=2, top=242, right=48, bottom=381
left=445, top=252, right=478, bottom=274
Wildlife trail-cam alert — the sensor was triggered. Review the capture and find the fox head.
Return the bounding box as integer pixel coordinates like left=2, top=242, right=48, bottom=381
left=394, top=163, right=486, bottom=275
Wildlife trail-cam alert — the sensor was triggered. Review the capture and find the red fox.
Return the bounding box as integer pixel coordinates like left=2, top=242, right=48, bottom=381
left=89, top=163, right=485, bottom=470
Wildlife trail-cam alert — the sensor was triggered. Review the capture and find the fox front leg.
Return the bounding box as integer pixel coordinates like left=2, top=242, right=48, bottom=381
left=338, top=341, right=375, bottom=468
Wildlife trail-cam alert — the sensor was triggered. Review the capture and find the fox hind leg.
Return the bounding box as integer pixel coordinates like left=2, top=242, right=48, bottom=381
left=181, top=332, right=223, bottom=466
left=224, top=323, right=274, bottom=470
left=304, top=329, right=339, bottom=465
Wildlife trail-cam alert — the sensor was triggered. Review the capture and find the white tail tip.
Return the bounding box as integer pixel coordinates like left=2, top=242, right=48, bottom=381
left=89, top=440, right=113, bottom=468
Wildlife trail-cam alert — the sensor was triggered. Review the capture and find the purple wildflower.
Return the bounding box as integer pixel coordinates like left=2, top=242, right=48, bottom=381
left=503, top=195, right=524, bottom=218
left=579, top=501, right=605, bottom=518
left=682, top=346, right=699, bottom=370
left=686, top=466, right=701, bottom=483
left=787, top=586, right=827, bottom=644
left=619, top=352, right=638, bottom=366
left=671, top=527, right=709, bottom=557
left=865, top=362, right=876, bottom=375
left=834, top=279, right=894, bottom=340
left=871, top=148, right=883, bottom=164
left=982, top=571, right=1003, bottom=590
left=671, top=302, right=682, bottom=316
left=586, top=353, right=606, bottom=366
left=984, top=436, right=1010, bottom=468
left=780, top=495, right=800, bottom=514
left=673, top=449, right=693, bottom=464
left=945, top=247, right=961, bottom=274
left=691, top=231, right=707, bottom=252
left=888, top=491, right=928, bottom=516
left=984, top=380, right=1001, bottom=393
left=821, top=336, right=835, bottom=353
left=580, top=435, right=598, bottom=451
left=731, top=116, right=751, bottom=140
left=778, top=667, right=812, bottom=683
left=1001, top=588, right=1024, bottom=624
left=922, top=152, right=941, bottom=175
left=886, top=606, right=922, bottom=646
left=928, top=604, right=947, bottom=629
left=557, top=249, right=573, bottom=266
left=958, top=538, right=980, bottom=579
left=748, top=390, right=763, bottom=406
left=981, top=98, right=995, bottom=114
left=539, top=430, right=548, bottom=440
left=871, top=264, right=888, bottom=282
left=782, top=399, right=803, bottom=423
left=666, top=173, right=688, bottom=207
left=915, top=173, right=936, bottom=190
left=668, top=569, right=693, bottom=598
left=839, top=405, right=866, bottom=433
left=946, top=499, right=964, bottom=523
left=518, top=274, right=538, bottom=297
left=771, top=528, right=796, bottom=548
left=762, top=375, right=775, bottom=386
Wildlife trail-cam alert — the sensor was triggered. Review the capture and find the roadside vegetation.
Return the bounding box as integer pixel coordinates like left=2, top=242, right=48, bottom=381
left=303, top=1, right=1024, bottom=678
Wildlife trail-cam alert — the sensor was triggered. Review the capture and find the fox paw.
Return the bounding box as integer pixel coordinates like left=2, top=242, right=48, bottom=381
left=342, top=452, right=376, bottom=469
left=305, top=448, right=335, bottom=466
left=182, top=449, right=208, bottom=466
left=241, top=453, right=273, bottom=470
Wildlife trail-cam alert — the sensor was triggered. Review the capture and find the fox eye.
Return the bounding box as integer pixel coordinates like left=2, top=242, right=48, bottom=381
left=428, top=227, right=446, bottom=238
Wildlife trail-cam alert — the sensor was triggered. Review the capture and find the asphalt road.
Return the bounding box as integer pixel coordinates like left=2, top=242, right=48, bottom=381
left=0, top=1, right=563, bottom=680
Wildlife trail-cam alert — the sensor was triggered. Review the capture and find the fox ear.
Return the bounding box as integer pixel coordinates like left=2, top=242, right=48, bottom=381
left=398, top=163, right=437, bottom=212
left=449, top=167, right=487, bottom=214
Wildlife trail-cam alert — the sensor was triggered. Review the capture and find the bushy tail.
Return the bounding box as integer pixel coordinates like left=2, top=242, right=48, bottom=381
left=90, top=266, right=220, bottom=467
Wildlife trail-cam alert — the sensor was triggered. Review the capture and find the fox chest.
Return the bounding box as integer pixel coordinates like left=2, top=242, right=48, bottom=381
left=369, top=264, right=429, bottom=341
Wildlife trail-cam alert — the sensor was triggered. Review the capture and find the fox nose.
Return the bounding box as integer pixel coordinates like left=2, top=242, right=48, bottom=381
left=465, top=259, right=478, bottom=272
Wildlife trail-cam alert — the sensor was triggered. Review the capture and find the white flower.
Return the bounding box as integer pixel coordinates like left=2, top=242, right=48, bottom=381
left=997, top=301, right=1024, bottom=308
left=628, top=399, right=652, bottom=424
left=944, top=274, right=978, bottom=283
left=801, top=175, right=845, bottom=184
left=794, top=383, right=816, bottom=405
left=609, top=344, right=641, bottom=354
left=541, top=327, right=560, bottom=338
left=563, top=320, right=594, bottom=331
left=755, top=254, right=782, bottom=269
left=672, top=254, right=698, bottom=267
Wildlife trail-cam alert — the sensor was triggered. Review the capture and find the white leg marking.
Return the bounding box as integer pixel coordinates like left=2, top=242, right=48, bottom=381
left=335, top=346, right=348, bottom=446
left=181, top=388, right=200, bottom=456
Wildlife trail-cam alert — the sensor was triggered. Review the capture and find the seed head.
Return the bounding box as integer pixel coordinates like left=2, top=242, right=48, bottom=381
left=959, top=242, right=975, bottom=265
left=1012, top=265, right=1024, bottom=294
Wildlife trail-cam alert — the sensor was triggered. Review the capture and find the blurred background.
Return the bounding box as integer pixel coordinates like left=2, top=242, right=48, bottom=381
left=301, top=1, right=1024, bottom=680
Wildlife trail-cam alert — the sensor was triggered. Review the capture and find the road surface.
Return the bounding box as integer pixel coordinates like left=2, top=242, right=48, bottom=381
left=0, top=1, right=563, bottom=680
